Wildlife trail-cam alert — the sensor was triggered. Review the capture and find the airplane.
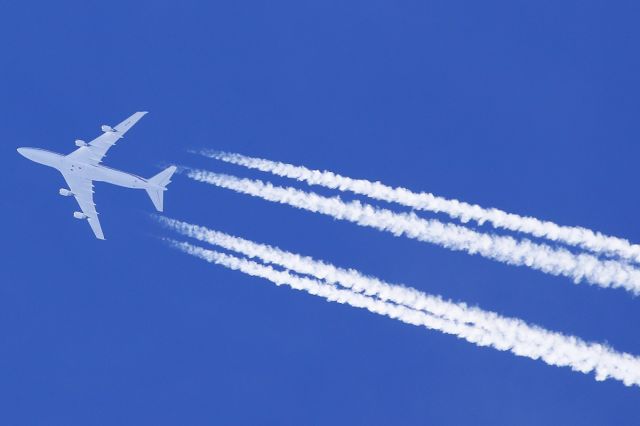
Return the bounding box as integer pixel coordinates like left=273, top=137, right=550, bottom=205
left=17, top=111, right=176, bottom=240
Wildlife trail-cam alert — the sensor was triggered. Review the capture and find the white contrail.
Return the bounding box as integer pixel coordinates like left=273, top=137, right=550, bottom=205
left=184, top=168, right=640, bottom=294
left=202, top=150, right=640, bottom=264
left=160, top=216, right=501, bottom=324
left=168, top=238, right=640, bottom=387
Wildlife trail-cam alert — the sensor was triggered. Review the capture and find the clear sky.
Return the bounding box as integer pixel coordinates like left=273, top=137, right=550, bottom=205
left=2, top=1, right=640, bottom=424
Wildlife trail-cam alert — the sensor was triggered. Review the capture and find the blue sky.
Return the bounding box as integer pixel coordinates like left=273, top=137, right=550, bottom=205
left=2, top=1, right=640, bottom=424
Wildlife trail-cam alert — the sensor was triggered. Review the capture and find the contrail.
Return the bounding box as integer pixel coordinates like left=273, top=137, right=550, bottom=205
left=167, top=237, right=640, bottom=387
left=159, top=216, right=504, bottom=324
left=202, top=150, right=640, bottom=264
left=184, top=168, right=640, bottom=294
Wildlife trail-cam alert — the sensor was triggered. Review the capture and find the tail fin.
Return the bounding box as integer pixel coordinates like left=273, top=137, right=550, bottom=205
left=146, top=166, right=177, bottom=212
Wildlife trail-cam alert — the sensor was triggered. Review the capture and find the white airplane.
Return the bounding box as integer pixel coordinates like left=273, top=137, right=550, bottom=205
left=17, top=111, right=176, bottom=240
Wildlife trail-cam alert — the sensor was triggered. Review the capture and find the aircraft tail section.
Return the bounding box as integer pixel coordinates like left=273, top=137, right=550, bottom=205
left=146, top=166, right=177, bottom=212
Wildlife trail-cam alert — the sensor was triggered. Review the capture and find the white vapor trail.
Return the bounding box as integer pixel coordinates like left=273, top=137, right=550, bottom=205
left=160, top=217, right=510, bottom=325
left=167, top=236, right=640, bottom=387
left=184, top=168, right=640, bottom=294
left=202, top=150, right=640, bottom=264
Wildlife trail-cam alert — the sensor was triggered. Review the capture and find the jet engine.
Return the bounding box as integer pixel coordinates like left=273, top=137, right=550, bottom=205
left=101, top=125, right=115, bottom=132
left=75, top=139, right=87, bottom=147
left=59, top=188, right=73, bottom=196
left=73, top=212, right=88, bottom=220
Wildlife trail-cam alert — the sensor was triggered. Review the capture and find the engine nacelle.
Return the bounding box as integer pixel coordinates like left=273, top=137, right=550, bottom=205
left=59, top=188, right=73, bottom=196
left=75, top=139, right=87, bottom=147
left=101, top=125, right=115, bottom=133
left=73, top=211, right=88, bottom=220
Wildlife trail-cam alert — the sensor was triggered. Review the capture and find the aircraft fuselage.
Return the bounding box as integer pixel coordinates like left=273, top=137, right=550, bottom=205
left=17, top=147, right=150, bottom=190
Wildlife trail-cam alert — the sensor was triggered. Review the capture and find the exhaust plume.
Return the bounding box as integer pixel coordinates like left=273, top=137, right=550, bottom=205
left=203, top=150, right=640, bottom=263
left=184, top=169, right=640, bottom=294
left=168, top=237, right=640, bottom=387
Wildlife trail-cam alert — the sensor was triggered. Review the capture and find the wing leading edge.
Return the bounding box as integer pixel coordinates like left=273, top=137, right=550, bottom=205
left=62, top=173, right=104, bottom=240
left=66, top=111, right=148, bottom=165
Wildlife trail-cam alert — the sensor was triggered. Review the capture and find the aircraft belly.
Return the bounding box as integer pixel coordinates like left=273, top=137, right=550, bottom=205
left=87, top=165, right=147, bottom=189
left=17, top=148, right=64, bottom=169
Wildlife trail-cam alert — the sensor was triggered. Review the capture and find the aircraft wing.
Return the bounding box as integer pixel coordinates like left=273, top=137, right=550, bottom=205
left=66, top=111, right=148, bottom=165
left=62, top=173, right=104, bottom=240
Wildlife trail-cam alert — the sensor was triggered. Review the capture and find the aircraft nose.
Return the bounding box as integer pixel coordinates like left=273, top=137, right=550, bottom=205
left=17, top=147, right=32, bottom=160
left=17, top=147, right=37, bottom=162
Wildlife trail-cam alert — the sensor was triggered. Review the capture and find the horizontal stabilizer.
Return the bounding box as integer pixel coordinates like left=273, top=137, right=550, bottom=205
left=146, top=166, right=177, bottom=212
